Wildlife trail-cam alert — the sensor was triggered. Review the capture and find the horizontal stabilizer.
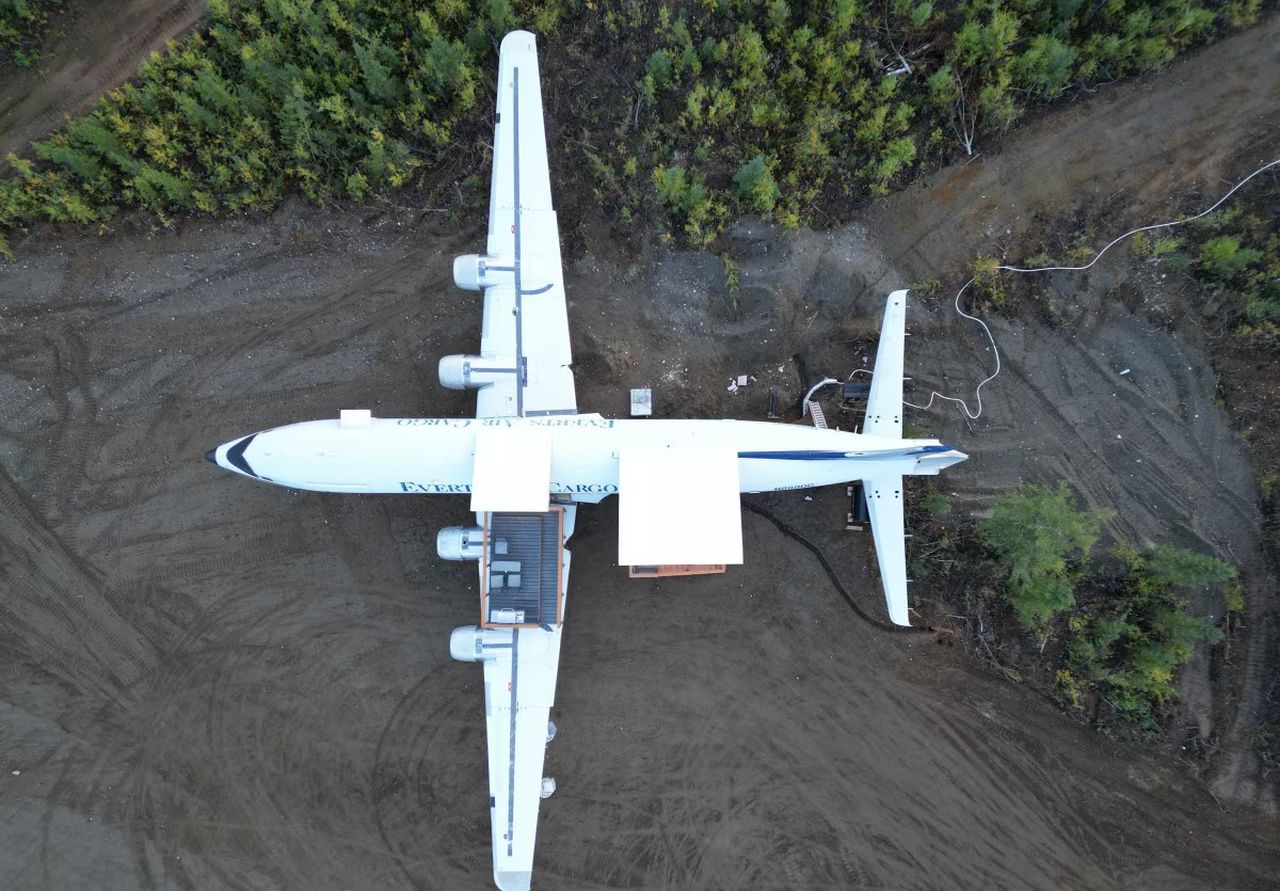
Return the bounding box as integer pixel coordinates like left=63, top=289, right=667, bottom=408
left=864, top=474, right=910, bottom=625
left=864, top=290, right=907, bottom=439
left=618, top=447, right=743, bottom=565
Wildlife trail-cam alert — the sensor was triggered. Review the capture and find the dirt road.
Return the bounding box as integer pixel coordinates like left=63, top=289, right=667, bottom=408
left=0, top=0, right=205, bottom=163
left=1, top=14, right=1279, bottom=891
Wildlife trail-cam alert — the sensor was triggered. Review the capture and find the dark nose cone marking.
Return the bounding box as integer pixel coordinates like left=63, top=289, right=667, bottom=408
left=204, top=448, right=217, bottom=465
left=226, top=434, right=259, bottom=478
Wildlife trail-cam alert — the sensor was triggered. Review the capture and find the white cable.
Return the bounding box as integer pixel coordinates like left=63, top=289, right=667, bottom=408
left=802, top=377, right=840, bottom=414
left=903, top=278, right=995, bottom=419
left=903, top=157, right=1280, bottom=421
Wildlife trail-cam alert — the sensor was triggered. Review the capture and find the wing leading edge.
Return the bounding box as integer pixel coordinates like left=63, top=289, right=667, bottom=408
left=477, top=31, right=576, bottom=419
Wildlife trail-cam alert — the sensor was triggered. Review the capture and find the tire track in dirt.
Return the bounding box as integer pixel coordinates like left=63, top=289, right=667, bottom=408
left=0, top=465, right=155, bottom=699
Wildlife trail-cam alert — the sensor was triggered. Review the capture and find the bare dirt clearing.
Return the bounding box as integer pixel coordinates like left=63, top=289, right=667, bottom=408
left=1, top=15, right=1279, bottom=891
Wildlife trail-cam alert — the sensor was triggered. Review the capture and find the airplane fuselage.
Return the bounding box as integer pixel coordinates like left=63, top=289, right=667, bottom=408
left=208, top=414, right=965, bottom=498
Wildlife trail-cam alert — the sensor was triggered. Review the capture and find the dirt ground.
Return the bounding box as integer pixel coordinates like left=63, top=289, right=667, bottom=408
left=2, top=13, right=1280, bottom=891
left=0, top=0, right=204, bottom=163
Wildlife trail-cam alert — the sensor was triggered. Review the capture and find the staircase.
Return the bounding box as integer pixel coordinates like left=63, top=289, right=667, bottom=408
left=807, top=400, right=829, bottom=429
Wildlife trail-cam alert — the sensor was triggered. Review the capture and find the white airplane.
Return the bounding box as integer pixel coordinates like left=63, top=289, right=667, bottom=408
left=206, top=31, right=966, bottom=891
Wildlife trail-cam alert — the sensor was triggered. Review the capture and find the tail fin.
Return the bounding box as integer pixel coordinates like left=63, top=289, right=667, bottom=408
left=863, top=290, right=907, bottom=438
left=863, top=474, right=910, bottom=626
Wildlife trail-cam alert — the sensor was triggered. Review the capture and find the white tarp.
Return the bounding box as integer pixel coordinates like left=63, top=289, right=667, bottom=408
left=470, top=425, right=551, bottom=512
left=617, top=447, right=744, bottom=565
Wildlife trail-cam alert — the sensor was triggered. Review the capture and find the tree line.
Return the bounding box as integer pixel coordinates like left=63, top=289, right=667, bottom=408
left=1, top=0, right=563, bottom=257
left=0, top=0, right=1266, bottom=257
left=590, top=0, right=1261, bottom=243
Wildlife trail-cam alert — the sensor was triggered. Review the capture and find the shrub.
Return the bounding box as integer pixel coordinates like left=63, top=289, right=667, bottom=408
left=1066, top=544, right=1229, bottom=728
left=732, top=154, right=779, bottom=215
left=1198, top=234, right=1263, bottom=280
left=979, top=481, right=1109, bottom=628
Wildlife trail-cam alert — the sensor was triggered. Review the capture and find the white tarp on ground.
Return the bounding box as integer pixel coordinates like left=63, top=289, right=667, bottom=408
left=617, top=446, right=744, bottom=565
left=470, top=425, right=552, bottom=512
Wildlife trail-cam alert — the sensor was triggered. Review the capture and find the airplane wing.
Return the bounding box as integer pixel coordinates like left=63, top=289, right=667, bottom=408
left=476, top=31, right=576, bottom=419
left=480, top=625, right=563, bottom=891
left=460, top=34, right=580, bottom=891
left=470, top=505, right=576, bottom=891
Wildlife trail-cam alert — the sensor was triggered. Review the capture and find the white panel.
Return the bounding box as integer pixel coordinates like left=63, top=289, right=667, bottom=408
left=618, top=447, right=744, bottom=565
left=470, top=425, right=551, bottom=512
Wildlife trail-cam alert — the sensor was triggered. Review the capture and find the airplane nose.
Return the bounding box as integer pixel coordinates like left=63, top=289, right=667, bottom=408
left=204, top=448, right=218, bottom=465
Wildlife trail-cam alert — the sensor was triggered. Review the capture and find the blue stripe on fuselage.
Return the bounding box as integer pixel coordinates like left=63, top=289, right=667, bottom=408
left=738, top=444, right=956, bottom=461
left=737, top=450, right=851, bottom=460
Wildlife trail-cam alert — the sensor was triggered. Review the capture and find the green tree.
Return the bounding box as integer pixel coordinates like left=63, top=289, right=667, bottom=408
left=1067, top=543, right=1229, bottom=727
left=979, top=481, right=1109, bottom=628
left=1198, top=235, right=1262, bottom=280
left=1144, top=544, right=1237, bottom=588
left=1014, top=34, right=1076, bottom=96
left=732, top=154, right=779, bottom=214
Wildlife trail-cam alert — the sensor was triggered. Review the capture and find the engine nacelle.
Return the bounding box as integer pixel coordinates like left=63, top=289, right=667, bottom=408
left=437, top=526, right=485, bottom=561
left=453, top=254, right=514, bottom=291
left=438, top=354, right=520, bottom=390
left=450, top=625, right=507, bottom=663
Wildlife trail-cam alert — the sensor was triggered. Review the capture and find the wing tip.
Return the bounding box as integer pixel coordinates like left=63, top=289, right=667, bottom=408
left=500, top=30, right=537, bottom=55
left=494, top=870, right=532, bottom=891
left=887, top=602, right=913, bottom=627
